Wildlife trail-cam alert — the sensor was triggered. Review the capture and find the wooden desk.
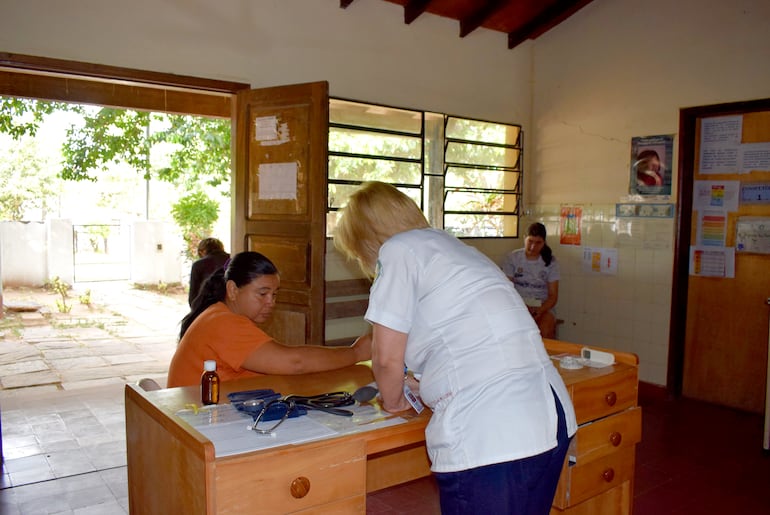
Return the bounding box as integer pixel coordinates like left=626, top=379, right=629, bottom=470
left=125, top=364, right=431, bottom=514
left=125, top=341, right=639, bottom=514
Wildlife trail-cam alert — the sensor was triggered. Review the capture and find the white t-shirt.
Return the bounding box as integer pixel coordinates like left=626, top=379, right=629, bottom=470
left=502, top=248, right=560, bottom=304
left=365, top=228, right=577, bottom=473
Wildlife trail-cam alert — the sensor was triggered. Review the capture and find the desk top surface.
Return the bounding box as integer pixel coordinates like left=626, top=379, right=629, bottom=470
left=125, top=341, right=637, bottom=458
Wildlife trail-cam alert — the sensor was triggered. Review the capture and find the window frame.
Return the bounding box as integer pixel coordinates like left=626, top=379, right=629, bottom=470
left=327, top=97, right=522, bottom=239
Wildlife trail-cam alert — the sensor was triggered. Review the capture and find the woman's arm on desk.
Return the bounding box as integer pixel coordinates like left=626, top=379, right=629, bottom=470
left=241, top=333, right=372, bottom=375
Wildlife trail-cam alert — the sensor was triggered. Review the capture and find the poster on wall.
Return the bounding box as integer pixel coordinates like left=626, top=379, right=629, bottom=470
left=629, top=134, right=674, bottom=196
left=582, top=247, right=618, bottom=275
left=559, top=205, right=582, bottom=245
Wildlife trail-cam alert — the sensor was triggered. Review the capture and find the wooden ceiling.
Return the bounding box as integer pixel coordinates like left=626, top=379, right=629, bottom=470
left=340, top=0, right=595, bottom=49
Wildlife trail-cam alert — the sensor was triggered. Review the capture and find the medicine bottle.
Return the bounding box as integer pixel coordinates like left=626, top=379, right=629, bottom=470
left=201, top=360, right=220, bottom=405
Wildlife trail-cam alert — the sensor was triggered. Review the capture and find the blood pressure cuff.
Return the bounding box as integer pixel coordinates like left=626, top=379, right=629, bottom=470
left=228, top=389, right=307, bottom=421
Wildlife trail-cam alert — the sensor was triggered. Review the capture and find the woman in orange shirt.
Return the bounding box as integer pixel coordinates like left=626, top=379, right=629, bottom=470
left=167, top=251, right=371, bottom=387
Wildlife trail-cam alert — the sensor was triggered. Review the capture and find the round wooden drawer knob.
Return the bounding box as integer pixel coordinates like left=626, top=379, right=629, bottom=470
left=602, top=468, right=615, bottom=482
left=604, top=391, right=617, bottom=406
left=609, top=431, right=622, bottom=446
left=290, top=476, right=311, bottom=499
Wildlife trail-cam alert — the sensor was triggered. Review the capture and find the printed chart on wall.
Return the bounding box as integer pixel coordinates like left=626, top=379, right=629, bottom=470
left=690, top=114, right=770, bottom=277
left=689, top=180, right=739, bottom=277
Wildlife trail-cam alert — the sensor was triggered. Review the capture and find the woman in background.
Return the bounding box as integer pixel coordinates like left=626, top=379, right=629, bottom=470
left=334, top=181, right=576, bottom=515
left=188, top=237, right=230, bottom=307
left=168, top=251, right=371, bottom=387
left=503, top=222, right=560, bottom=339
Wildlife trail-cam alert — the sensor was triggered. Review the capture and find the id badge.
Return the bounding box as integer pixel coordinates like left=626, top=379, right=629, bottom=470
left=403, top=383, right=424, bottom=414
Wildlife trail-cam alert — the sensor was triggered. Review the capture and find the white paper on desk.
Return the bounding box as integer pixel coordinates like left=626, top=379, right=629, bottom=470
left=176, top=404, right=338, bottom=457
left=195, top=415, right=339, bottom=457
left=306, top=404, right=409, bottom=435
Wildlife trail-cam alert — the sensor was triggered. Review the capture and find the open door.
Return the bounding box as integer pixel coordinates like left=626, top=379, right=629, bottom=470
left=233, top=82, right=329, bottom=347
left=675, top=103, right=770, bottom=413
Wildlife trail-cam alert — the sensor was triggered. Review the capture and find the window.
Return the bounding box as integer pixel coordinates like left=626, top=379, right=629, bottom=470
left=328, top=98, right=522, bottom=238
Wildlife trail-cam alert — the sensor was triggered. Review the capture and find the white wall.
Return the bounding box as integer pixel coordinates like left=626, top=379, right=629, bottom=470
left=130, top=221, right=186, bottom=285
left=527, top=0, right=770, bottom=384
left=0, top=222, right=48, bottom=286
left=0, top=0, right=532, bottom=125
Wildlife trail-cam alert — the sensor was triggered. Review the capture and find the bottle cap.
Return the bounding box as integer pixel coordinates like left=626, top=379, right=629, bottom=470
left=204, top=360, right=216, bottom=372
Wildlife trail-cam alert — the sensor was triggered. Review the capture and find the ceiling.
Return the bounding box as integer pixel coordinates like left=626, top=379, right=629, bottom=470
left=340, top=0, right=596, bottom=49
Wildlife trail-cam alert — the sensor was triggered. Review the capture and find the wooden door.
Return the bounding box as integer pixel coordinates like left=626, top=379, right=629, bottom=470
left=682, top=109, right=770, bottom=413
left=233, top=82, right=329, bottom=347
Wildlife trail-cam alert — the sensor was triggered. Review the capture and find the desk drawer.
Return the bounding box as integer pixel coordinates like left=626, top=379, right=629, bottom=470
left=571, top=407, right=641, bottom=464
left=553, top=445, right=636, bottom=508
left=216, top=438, right=367, bottom=513
left=571, top=368, right=637, bottom=424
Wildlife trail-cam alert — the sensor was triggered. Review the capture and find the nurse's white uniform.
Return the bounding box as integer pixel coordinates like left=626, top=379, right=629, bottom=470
left=365, top=228, right=577, bottom=473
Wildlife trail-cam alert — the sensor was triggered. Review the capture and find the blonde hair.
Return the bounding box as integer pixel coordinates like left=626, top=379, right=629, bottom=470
left=334, top=181, right=429, bottom=277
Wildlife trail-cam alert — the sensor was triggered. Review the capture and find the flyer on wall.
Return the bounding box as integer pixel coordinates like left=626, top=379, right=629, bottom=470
left=559, top=205, right=582, bottom=245
left=629, top=134, right=674, bottom=196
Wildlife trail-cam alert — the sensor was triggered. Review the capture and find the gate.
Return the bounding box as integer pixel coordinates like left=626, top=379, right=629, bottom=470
left=73, top=223, right=131, bottom=282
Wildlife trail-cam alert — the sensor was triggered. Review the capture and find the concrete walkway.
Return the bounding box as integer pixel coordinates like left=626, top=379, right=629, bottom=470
left=0, top=282, right=188, bottom=398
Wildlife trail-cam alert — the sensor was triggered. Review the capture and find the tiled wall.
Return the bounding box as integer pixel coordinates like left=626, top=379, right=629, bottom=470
left=523, top=204, right=675, bottom=386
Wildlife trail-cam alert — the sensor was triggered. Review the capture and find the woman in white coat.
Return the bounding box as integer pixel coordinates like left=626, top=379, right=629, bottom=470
left=333, top=181, right=577, bottom=515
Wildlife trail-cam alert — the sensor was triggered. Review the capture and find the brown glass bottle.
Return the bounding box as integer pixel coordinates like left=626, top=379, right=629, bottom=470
left=201, top=360, right=220, bottom=405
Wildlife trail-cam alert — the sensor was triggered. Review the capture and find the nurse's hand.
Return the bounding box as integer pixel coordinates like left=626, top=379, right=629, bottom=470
left=380, top=392, right=412, bottom=413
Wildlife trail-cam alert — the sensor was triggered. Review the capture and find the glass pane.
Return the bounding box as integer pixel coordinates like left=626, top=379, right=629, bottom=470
left=445, top=117, right=520, bottom=145
left=444, top=213, right=518, bottom=238
left=444, top=191, right=518, bottom=214
left=329, top=155, right=421, bottom=184
left=330, top=99, right=422, bottom=134
left=445, top=167, right=520, bottom=191
left=330, top=127, right=421, bottom=159
left=328, top=183, right=421, bottom=210
left=445, top=141, right=520, bottom=167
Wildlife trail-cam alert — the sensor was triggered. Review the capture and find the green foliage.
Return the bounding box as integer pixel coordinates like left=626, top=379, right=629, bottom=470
left=171, top=191, right=220, bottom=259
left=0, top=138, right=62, bottom=220
left=45, top=276, right=72, bottom=313
left=85, top=225, right=112, bottom=253
left=1, top=96, right=231, bottom=249
left=0, top=97, right=60, bottom=139
left=79, top=289, right=92, bottom=306
left=152, top=115, right=231, bottom=193
left=60, top=107, right=152, bottom=182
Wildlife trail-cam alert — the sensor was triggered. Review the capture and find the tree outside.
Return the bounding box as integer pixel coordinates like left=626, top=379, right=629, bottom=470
left=0, top=97, right=232, bottom=263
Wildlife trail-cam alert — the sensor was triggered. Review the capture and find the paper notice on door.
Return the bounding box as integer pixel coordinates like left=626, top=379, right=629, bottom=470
left=699, top=115, right=742, bottom=174
left=689, top=247, right=735, bottom=278
left=697, top=211, right=727, bottom=247
left=692, top=180, right=740, bottom=212
left=258, top=162, right=297, bottom=199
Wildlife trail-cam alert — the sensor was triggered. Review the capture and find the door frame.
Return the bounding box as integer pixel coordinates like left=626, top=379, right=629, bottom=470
left=668, top=97, right=770, bottom=397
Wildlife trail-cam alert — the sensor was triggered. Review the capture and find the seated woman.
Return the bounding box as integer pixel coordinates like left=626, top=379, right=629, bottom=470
left=167, top=251, right=371, bottom=387
left=502, top=222, right=560, bottom=339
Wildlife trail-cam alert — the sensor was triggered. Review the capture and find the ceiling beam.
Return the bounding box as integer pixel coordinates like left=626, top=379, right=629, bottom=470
left=507, top=0, right=592, bottom=49
left=404, top=0, right=432, bottom=25
left=459, top=0, right=508, bottom=38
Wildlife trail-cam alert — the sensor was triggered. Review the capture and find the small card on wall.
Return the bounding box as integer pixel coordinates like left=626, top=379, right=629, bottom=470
left=582, top=247, right=618, bottom=275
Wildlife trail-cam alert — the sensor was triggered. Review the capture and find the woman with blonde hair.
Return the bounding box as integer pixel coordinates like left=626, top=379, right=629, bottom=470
left=334, top=181, right=576, bottom=515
